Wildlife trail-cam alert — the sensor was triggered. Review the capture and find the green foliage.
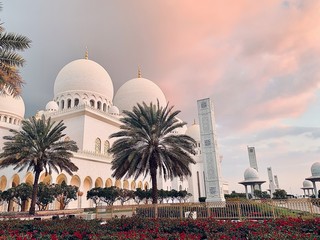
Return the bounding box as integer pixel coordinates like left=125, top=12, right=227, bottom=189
left=87, top=186, right=119, bottom=206
left=54, top=181, right=78, bottom=210
left=133, top=188, right=192, bottom=204
left=100, top=187, right=119, bottom=206
left=117, top=188, right=134, bottom=205
left=109, top=101, right=196, bottom=204
left=273, top=189, right=288, bottom=199
left=0, top=115, right=79, bottom=214
left=225, top=191, right=247, bottom=199
left=36, top=182, right=56, bottom=210
left=253, top=189, right=271, bottom=199
left=12, top=183, right=32, bottom=209
left=0, top=4, right=31, bottom=96
left=1, top=183, right=32, bottom=211
left=86, top=187, right=103, bottom=207
left=158, top=189, right=168, bottom=203
left=133, top=188, right=146, bottom=204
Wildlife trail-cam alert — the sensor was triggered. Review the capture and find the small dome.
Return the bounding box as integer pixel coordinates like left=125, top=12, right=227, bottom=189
left=113, top=77, right=166, bottom=113
left=108, top=105, right=119, bottom=115
left=54, top=59, right=114, bottom=100
left=311, top=162, right=320, bottom=177
left=244, top=167, right=259, bottom=181
left=303, top=180, right=313, bottom=188
left=45, top=101, right=59, bottom=111
left=0, top=93, right=25, bottom=119
left=186, top=122, right=200, bottom=142
left=170, top=117, right=187, bottom=135
left=35, top=110, right=44, bottom=119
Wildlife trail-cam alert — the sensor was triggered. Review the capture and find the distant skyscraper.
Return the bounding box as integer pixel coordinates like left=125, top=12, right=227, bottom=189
left=197, top=98, right=225, bottom=202
left=247, top=146, right=258, bottom=171
left=274, top=175, right=279, bottom=189
left=267, top=167, right=276, bottom=195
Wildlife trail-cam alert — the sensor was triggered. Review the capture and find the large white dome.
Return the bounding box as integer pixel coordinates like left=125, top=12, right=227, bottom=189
left=0, top=94, right=25, bottom=119
left=113, top=77, right=167, bottom=112
left=54, top=59, right=114, bottom=100
left=244, top=167, right=259, bottom=181
left=186, top=123, right=200, bottom=142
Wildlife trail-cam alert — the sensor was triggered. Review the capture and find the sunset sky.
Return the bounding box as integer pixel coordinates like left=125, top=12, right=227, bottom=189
left=2, top=0, right=320, bottom=194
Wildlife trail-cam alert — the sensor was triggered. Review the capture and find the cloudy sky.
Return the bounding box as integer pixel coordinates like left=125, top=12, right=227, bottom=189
left=2, top=0, right=320, bottom=194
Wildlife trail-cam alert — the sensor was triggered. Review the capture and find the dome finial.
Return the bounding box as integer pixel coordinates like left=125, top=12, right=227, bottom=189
left=85, top=47, right=89, bottom=60
left=193, top=119, right=196, bottom=125
left=138, top=66, right=142, bottom=78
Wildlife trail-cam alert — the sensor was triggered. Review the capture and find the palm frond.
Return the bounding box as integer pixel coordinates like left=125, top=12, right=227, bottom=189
left=0, top=32, right=31, bottom=51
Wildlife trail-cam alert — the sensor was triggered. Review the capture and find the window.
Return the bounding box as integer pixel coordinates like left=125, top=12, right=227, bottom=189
left=74, top=98, right=79, bottom=107
left=95, top=138, right=101, bottom=153
left=104, top=140, right=110, bottom=155
left=103, top=103, right=106, bottom=112
left=61, top=100, right=65, bottom=109
left=90, top=100, right=95, bottom=107
left=97, top=101, right=101, bottom=110
left=67, top=99, right=71, bottom=108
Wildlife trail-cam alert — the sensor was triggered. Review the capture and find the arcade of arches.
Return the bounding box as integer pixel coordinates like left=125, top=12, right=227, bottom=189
left=0, top=172, right=150, bottom=210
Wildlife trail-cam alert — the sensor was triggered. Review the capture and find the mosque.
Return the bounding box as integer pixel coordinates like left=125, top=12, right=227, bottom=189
left=0, top=53, right=228, bottom=211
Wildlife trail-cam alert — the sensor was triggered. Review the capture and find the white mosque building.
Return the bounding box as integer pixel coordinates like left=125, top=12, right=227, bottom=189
left=0, top=54, right=228, bottom=211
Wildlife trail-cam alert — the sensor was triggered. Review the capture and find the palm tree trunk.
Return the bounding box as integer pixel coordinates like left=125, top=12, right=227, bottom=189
left=150, top=166, right=158, bottom=204
left=29, top=170, right=40, bottom=215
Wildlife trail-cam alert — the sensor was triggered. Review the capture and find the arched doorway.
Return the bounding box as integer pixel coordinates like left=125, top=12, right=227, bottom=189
left=105, top=178, right=112, bottom=188
left=83, top=177, right=93, bottom=207
left=123, top=180, right=129, bottom=190
left=131, top=181, right=136, bottom=190
left=95, top=177, right=103, bottom=188
left=40, top=173, right=52, bottom=184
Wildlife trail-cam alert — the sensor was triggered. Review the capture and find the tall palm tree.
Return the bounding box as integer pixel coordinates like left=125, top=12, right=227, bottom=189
left=109, top=101, right=196, bottom=204
left=0, top=115, right=78, bottom=215
left=0, top=3, right=31, bottom=96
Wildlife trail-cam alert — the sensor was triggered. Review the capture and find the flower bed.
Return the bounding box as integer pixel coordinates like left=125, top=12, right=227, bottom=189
left=0, top=217, right=319, bottom=239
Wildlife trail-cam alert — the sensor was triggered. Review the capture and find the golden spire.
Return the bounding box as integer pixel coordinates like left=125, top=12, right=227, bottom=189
left=138, top=66, right=142, bottom=78
left=193, top=119, right=196, bottom=125
left=85, top=47, right=88, bottom=60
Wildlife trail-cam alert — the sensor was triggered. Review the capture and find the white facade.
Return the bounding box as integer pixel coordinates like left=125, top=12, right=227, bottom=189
left=0, top=56, right=227, bottom=211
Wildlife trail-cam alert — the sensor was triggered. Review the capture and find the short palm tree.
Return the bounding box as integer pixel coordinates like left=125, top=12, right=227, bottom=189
left=0, top=3, right=31, bottom=96
left=109, top=101, right=196, bottom=204
left=0, top=115, right=78, bottom=215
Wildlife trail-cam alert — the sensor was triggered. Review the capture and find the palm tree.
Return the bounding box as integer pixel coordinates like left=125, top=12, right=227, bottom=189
left=0, top=3, right=31, bottom=96
left=0, top=115, right=78, bottom=215
left=109, top=101, right=196, bottom=204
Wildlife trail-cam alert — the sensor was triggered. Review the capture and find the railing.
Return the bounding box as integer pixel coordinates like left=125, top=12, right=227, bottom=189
left=95, top=198, right=320, bottom=220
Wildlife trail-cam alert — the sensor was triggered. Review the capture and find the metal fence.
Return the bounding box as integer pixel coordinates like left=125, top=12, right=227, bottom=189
left=94, top=198, right=320, bottom=220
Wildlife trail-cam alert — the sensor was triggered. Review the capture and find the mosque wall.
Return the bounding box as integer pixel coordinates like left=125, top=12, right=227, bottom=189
left=81, top=114, right=118, bottom=153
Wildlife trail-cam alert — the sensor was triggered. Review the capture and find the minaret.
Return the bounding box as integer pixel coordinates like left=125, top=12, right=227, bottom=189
left=267, top=167, right=276, bottom=196
left=197, top=98, right=225, bottom=202
left=274, top=175, right=279, bottom=189
left=247, top=146, right=258, bottom=171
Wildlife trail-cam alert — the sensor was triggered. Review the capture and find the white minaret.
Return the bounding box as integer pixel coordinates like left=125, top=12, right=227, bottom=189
left=274, top=175, right=279, bottom=189
left=267, top=167, right=276, bottom=196
left=247, top=146, right=258, bottom=171
left=197, top=98, right=225, bottom=202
